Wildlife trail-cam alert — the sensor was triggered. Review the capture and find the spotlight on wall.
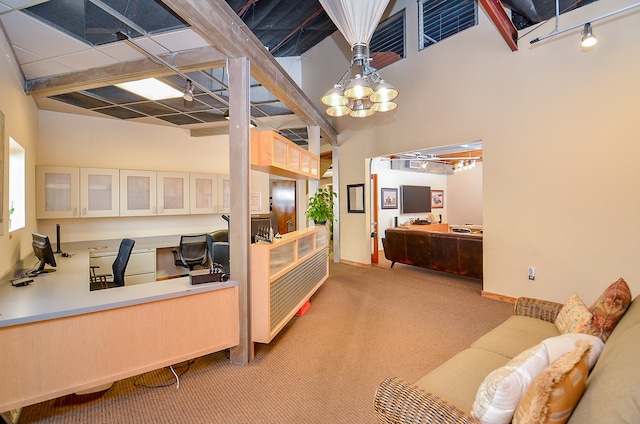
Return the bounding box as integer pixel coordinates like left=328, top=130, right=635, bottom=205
left=581, top=23, right=597, bottom=47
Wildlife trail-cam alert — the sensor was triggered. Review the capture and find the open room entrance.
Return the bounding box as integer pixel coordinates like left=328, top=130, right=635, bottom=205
left=369, top=142, right=483, bottom=265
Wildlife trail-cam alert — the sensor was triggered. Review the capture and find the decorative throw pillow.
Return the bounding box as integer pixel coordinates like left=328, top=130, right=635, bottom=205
left=554, top=294, right=593, bottom=334
left=542, top=333, right=604, bottom=369
left=587, top=278, right=632, bottom=342
left=512, top=340, right=591, bottom=424
left=471, top=343, right=549, bottom=424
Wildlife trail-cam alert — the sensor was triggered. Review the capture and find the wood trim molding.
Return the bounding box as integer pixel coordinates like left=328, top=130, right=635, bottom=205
left=482, top=291, right=517, bottom=304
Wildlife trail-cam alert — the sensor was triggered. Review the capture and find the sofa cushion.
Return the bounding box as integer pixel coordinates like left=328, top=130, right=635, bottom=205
left=513, top=340, right=591, bottom=424
left=555, top=294, right=593, bottom=334
left=587, top=277, right=632, bottom=342
left=415, top=348, right=510, bottom=413
left=472, top=315, right=560, bottom=359
left=568, top=296, right=640, bottom=423
left=471, top=343, right=549, bottom=424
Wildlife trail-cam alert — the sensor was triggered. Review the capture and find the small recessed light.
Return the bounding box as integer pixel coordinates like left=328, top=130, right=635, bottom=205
left=115, top=78, right=183, bottom=101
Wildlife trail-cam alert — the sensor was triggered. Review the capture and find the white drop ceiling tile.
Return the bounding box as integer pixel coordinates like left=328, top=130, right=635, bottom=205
left=53, top=48, right=118, bottom=71
left=12, top=45, right=44, bottom=64
left=0, top=3, right=11, bottom=12
left=97, top=43, right=145, bottom=62
left=1, top=11, right=88, bottom=58
left=1, top=0, right=48, bottom=8
left=134, top=37, right=170, bottom=56
left=21, top=59, right=73, bottom=78
left=151, top=29, right=209, bottom=52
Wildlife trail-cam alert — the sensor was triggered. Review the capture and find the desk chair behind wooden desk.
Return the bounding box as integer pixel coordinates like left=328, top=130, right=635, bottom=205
left=90, top=238, right=135, bottom=290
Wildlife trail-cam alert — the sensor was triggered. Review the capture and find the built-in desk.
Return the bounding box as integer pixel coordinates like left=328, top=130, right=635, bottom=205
left=0, top=237, right=239, bottom=413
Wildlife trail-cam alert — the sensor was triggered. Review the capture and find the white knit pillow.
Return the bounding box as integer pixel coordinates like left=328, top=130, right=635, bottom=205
left=471, top=343, right=549, bottom=424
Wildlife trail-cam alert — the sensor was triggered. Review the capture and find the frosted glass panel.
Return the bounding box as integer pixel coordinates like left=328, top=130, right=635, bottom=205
left=298, top=234, right=314, bottom=258
left=195, top=178, right=213, bottom=209
left=270, top=242, right=295, bottom=276
left=45, top=173, right=71, bottom=212
left=88, top=174, right=112, bottom=211
left=163, top=177, right=184, bottom=210
left=316, top=228, right=327, bottom=248
left=127, top=175, right=150, bottom=210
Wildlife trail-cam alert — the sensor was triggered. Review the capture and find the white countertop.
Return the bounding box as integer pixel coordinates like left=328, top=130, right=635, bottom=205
left=0, top=237, right=237, bottom=328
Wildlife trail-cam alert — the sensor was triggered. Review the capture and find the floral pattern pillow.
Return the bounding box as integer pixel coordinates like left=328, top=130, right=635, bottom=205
left=587, top=278, right=632, bottom=342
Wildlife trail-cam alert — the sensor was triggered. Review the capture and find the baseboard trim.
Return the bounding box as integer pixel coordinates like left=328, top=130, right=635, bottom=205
left=339, top=259, right=371, bottom=268
left=482, top=291, right=517, bottom=304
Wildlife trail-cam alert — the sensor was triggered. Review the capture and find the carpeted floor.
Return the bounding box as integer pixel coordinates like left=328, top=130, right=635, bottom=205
left=15, top=261, right=513, bottom=424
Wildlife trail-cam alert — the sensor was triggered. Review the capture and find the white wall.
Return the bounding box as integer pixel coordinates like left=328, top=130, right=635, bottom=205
left=0, top=30, right=41, bottom=277
left=36, top=110, right=270, bottom=243
left=303, top=0, right=640, bottom=303
left=447, top=163, right=483, bottom=225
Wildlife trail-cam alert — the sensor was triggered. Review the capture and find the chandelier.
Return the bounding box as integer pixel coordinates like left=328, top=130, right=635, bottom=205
left=319, top=0, right=398, bottom=118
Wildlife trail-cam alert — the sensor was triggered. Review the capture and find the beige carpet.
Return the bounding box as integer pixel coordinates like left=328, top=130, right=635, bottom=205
left=16, top=261, right=513, bottom=424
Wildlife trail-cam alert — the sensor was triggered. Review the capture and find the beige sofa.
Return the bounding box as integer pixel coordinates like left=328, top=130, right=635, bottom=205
left=374, top=296, right=640, bottom=423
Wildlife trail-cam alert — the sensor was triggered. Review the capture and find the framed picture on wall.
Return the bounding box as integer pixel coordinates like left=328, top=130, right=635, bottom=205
left=347, top=183, right=365, bottom=213
left=381, top=188, right=398, bottom=209
left=431, top=190, right=444, bottom=209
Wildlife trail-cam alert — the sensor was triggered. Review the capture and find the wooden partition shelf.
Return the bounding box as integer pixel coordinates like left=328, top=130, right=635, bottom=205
left=251, top=129, right=320, bottom=180
left=251, top=226, right=329, bottom=343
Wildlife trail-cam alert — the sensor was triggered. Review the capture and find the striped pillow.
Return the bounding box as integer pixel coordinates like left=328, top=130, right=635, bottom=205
left=555, top=294, right=593, bottom=334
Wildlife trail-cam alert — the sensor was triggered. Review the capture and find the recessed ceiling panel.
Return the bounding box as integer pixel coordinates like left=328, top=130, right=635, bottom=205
left=188, top=110, right=226, bottom=123
left=85, top=85, right=145, bottom=104
left=125, top=101, right=178, bottom=116
left=51, top=92, right=113, bottom=109
left=156, top=114, right=201, bottom=125
left=95, top=106, right=146, bottom=119
left=158, top=97, right=215, bottom=113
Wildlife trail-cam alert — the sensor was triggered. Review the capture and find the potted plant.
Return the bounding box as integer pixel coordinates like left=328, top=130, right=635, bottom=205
left=305, top=188, right=336, bottom=226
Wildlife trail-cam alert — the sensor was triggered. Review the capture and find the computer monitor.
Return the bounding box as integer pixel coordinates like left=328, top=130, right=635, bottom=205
left=30, top=232, right=57, bottom=276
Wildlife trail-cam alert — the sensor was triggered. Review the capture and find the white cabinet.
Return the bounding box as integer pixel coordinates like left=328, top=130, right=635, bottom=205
left=189, top=173, right=218, bottom=214
left=157, top=172, right=189, bottom=215
left=80, top=168, right=119, bottom=218
left=38, top=166, right=229, bottom=218
left=119, top=170, right=157, bottom=216
left=36, top=166, right=80, bottom=219
left=218, top=174, right=230, bottom=213
left=90, top=248, right=156, bottom=286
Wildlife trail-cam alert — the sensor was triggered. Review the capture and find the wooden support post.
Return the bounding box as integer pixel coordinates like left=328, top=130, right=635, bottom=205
left=228, top=56, right=253, bottom=364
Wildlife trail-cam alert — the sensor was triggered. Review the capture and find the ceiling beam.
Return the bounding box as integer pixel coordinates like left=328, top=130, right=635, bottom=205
left=479, top=0, right=518, bottom=52
left=158, top=0, right=338, bottom=145
left=25, top=45, right=227, bottom=98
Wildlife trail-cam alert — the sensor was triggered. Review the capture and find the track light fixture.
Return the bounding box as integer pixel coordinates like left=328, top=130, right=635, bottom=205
left=581, top=23, right=597, bottom=47
left=183, top=80, right=194, bottom=102
left=529, top=1, right=640, bottom=46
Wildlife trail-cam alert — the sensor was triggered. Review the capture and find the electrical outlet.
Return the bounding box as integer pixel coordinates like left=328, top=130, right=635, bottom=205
left=528, top=267, right=535, bottom=281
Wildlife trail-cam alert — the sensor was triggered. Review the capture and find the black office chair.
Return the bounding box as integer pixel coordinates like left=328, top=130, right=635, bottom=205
left=90, top=238, right=135, bottom=290
left=208, top=229, right=229, bottom=243
left=206, top=233, right=230, bottom=274
left=173, top=234, right=208, bottom=271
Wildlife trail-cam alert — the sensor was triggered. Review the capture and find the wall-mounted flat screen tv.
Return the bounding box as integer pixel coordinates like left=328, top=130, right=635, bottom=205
left=400, top=185, right=431, bottom=213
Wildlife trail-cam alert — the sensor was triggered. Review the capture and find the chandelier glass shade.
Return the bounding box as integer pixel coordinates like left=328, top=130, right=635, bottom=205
left=321, top=44, right=398, bottom=118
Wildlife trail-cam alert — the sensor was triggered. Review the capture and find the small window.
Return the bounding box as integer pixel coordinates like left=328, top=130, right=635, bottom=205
left=418, top=0, right=477, bottom=50
left=370, top=10, right=406, bottom=70
left=9, top=138, right=26, bottom=232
